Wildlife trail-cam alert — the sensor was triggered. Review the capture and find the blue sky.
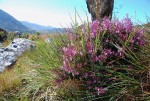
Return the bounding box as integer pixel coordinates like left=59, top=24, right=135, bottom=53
left=114, top=0, right=150, bottom=24
left=0, top=0, right=150, bottom=27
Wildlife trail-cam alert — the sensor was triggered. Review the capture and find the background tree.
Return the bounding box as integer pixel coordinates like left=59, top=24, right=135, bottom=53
left=0, top=28, right=7, bottom=43
left=86, top=0, right=114, bottom=21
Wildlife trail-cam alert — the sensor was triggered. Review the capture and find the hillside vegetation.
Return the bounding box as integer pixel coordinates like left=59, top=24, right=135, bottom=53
left=0, top=16, right=150, bottom=100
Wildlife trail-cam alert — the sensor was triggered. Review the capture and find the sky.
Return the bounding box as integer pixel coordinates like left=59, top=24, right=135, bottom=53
left=0, top=0, right=150, bottom=28
left=114, top=0, right=150, bottom=24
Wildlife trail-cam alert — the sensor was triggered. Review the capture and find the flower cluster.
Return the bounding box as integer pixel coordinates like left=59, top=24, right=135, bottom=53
left=58, top=17, right=146, bottom=96
left=131, top=29, right=145, bottom=46
left=62, top=45, right=83, bottom=76
left=91, top=20, right=100, bottom=38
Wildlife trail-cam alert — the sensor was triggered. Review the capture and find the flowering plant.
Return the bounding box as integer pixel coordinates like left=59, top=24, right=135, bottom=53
left=56, top=17, right=146, bottom=98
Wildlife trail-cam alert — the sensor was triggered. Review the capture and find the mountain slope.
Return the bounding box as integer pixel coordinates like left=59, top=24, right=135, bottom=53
left=0, top=9, right=28, bottom=32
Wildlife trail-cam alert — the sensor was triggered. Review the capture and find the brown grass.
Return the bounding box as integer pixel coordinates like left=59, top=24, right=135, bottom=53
left=56, top=79, right=85, bottom=98
left=0, top=53, right=36, bottom=96
left=0, top=67, right=21, bottom=94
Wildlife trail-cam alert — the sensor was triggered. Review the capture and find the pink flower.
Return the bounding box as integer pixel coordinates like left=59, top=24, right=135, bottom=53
left=82, top=73, right=89, bottom=78
left=115, top=47, right=125, bottom=58
left=95, top=87, right=106, bottom=95
left=131, top=29, right=146, bottom=46
left=91, top=20, right=100, bottom=38
left=123, top=16, right=133, bottom=33
left=62, top=45, right=77, bottom=61
left=85, top=41, right=94, bottom=52
left=113, top=20, right=124, bottom=34
left=102, top=17, right=112, bottom=31
left=99, top=49, right=113, bottom=62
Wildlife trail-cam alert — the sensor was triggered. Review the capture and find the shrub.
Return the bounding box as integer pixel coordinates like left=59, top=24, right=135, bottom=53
left=0, top=31, right=7, bottom=43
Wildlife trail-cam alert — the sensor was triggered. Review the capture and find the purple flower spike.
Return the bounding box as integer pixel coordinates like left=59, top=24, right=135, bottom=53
left=123, top=16, right=133, bottom=33
left=102, top=17, right=112, bottom=31
left=91, top=20, right=100, bottom=38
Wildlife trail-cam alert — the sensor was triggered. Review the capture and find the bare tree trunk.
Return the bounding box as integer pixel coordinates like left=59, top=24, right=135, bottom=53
left=86, top=0, right=114, bottom=21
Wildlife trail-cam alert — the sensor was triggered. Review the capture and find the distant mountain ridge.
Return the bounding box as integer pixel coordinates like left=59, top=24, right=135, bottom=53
left=0, top=9, right=28, bottom=32
left=21, top=21, right=54, bottom=31
left=21, top=21, right=65, bottom=34
left=0, top=9, right=64, bottom=33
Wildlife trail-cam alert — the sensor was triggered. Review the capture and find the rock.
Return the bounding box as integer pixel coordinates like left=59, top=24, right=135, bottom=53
left=13, top=31, right=23, bottom=38
left=0, top=28, right=8, bottom=43
left=45, top=38, right=53, bottom=43
left=86, top=0, right=114, bottom=21
left=0, top=38, right=35, bottom=72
